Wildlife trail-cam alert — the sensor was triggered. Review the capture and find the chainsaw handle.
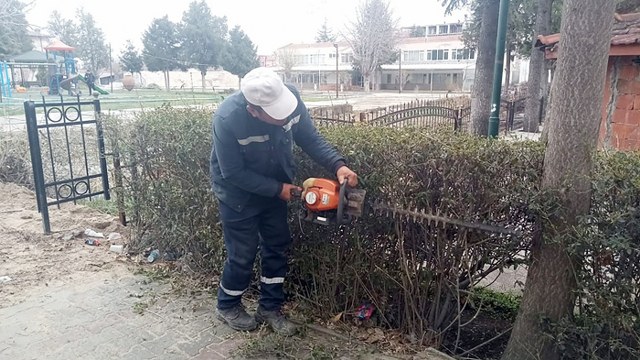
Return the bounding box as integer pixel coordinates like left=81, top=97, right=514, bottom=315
left=290, top=188, right=303, bottom=199
left=336, top=179, right=350, bottom=225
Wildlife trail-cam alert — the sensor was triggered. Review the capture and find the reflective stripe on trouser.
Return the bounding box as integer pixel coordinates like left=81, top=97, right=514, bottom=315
left=216, top=198, right=291, bottom=311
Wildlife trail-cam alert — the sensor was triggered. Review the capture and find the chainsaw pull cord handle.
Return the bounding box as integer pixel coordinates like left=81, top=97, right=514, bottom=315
left=337, top=179, right=350, bottom=225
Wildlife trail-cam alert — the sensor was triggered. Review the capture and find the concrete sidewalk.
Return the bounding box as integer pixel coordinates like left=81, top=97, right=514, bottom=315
left=0, top=267, right=242, bottom=360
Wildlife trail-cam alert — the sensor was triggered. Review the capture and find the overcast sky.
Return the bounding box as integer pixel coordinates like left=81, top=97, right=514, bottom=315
left=26, top=0, right=467, bottom=54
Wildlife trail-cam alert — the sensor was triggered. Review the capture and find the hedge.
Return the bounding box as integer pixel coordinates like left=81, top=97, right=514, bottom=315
left=105, top=106, right=639, bottom=358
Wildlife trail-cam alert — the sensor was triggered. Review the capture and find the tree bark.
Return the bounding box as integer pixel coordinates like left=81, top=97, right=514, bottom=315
left=201, top=71, right=206, bottom=92
left=470, top=0, right=500, bottom=136
left=540, top=62, right=555, bottom=143
left=163, top=70, right=168, bottom=91
left=364, top=76, right=371, bottom=92
left=523, top=0, right=553, bottom=133
left=504, top=43, right=512, bottom=92
left=502, top=1, right=616, bottom=359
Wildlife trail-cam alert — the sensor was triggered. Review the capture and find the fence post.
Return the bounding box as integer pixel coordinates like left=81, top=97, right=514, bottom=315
left=454, top=108, right=461, bottom=131
left=113, top=148, right=127, bottom=226
left=508, top=101, right=515, bottom=133
left=24, top=100, right=51, bottom=234
left=94, top=99, right=111, bottom=201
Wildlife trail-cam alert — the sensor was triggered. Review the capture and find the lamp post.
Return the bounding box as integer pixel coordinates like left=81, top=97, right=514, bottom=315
left=109, top=43, right=114, bottom=93
left=488, top=0, right=510, bottom=138
left=398, top=49, right=402, bottom=94
left=333, top=43, right=339, bottom=99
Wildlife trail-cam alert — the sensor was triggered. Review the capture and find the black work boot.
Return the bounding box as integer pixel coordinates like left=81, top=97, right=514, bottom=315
left=255, top=306, right=298, bottom=336
left=216, top=304, right=257, bottom=331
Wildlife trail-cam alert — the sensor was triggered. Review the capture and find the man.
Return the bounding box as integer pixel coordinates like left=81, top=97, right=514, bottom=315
left=85, top=71, right=95, bottom=95
left=210, top=67, right=357, bottom=335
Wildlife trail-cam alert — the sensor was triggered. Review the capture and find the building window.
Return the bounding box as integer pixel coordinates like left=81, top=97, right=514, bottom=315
left=426, top=49, right=450, bottom=61
left=293, top=54, right=307, bottom=65
left=329, top=53, right=336, bottom=59
left=451, top=49, right=476, bottom=60
left=403, top=50, right=424, bottom=63
left=449, top=24, right=463, bottom=34
left=428, top=26, right=437, bottom=35
left=439, top=25, right=449, bottom=34
left=340, top=53, right=353, bottom=64
left=309, top=54, right=325, bottom=65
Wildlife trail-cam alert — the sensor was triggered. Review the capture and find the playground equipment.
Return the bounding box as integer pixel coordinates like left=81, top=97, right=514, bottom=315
left=59, top=74, right=108, bottom=95
left=0, top=61, right=11, bottom=100
left=44, top=40, right=108, bottom=96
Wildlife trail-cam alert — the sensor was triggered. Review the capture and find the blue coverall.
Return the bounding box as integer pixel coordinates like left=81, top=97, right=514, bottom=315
left=210, top=85, right=346, bottom=311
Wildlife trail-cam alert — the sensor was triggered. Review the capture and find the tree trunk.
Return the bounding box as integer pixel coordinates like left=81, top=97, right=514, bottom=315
left=504, top=43, right=512, bottom=92
left=603, top=58, right=620, bottom=149
left=201, top=71, right=206, bottom=91
left=163, top=70, right=168, bottom=91
left=364, top=75, right=371, bottom=92
left=502, top=1, right=616, bottom=359
left=540, top=57, right=556, bottom=145
left=523, top=0, right=553, bottom=133
left=470, top=0, right=500, bottom=136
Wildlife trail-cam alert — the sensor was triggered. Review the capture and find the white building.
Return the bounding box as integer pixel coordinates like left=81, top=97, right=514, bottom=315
left=271, top=42, right=356, bottom=91
left=380, top=22, right=476, bottom=92
left=269, top=22, right=528, bottom=93
left=269, top=22, right=473, bottom=92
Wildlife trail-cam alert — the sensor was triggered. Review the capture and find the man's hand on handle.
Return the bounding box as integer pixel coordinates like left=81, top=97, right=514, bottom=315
left=337, top=166, right=358, bottom=187
left=279, top=183, right=303, bottom=202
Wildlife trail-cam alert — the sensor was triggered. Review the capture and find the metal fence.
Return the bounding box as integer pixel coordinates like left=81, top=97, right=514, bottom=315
left=310, top=97, right=472, bottom=130
left=308, top=97, right=529, bottom=134
left=24, top=96, right=110, bottom=233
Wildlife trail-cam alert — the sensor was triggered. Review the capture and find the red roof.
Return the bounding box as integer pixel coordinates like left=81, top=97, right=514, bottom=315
left=44, top=39, right=75, bottom=52
left=537, top=12, right=640, bottom=57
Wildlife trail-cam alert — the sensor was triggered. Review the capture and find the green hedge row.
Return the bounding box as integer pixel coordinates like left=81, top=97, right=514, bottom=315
left=106, top=106, right=639, bottom=358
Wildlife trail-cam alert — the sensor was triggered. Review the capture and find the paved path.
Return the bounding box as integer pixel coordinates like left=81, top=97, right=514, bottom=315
left=0, top=268, right=243, bottom=360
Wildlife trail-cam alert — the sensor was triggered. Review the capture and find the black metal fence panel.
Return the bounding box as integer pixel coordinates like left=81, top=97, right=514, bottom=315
left=24, top=96, right=109, bottom=234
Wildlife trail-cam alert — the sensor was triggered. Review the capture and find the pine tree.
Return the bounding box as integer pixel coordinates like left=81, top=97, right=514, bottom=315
left=76, top=8, right=108, bottom=74
left=316, top=18, right=337, bottom=43
left=0, top=0, right=33, bottom=59
left=142, top=16, right=181, bottom=90
left=47, top=10, right=78, bottom=47
left=222, top=26, right=259, bottom=83
left=119, top=40, right=143, bottom=75
left=179, top=0, right=227, bottom=90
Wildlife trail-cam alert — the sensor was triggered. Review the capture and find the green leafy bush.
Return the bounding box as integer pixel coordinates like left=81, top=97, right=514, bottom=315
left=106, top=105, right=224, bottom=271
left=105, top=106, right=639, bottom=357
left=547, top=151, right=640, bottom=360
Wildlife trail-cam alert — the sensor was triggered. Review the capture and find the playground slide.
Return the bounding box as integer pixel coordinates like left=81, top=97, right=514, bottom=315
left=59, top=74, right=80, bottom=92
left=59, top=74, right=109, bottom=95
left=76, top=74, right=109, bottom=95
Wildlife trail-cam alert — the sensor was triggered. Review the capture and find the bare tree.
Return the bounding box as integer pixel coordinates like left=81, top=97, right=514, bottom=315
left=502, top=0, right=616, bottom=359
left=0, top=0, right=33, bottom=24
left=275, top=46, right=296, bottom=83
left=344, top=0, right=398, bottom=92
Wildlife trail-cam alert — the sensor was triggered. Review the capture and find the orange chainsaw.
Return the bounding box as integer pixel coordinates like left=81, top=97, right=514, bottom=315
left=291, top=177, right=521, bottom=236
left=291, top=178, right=366, bottom=225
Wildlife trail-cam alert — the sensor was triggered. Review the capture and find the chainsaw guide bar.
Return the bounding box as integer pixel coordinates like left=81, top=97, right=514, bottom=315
left=371, top=201, right=521, bottom=236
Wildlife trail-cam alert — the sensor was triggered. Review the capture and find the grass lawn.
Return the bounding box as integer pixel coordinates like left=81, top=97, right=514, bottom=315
left=0, top=87, right=336, bottom=117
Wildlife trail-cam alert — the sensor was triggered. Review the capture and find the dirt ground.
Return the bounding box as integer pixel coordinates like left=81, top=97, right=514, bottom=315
left=0, top=181, right=452, bottom=360
left=0, top=181, right=130, bottom=308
